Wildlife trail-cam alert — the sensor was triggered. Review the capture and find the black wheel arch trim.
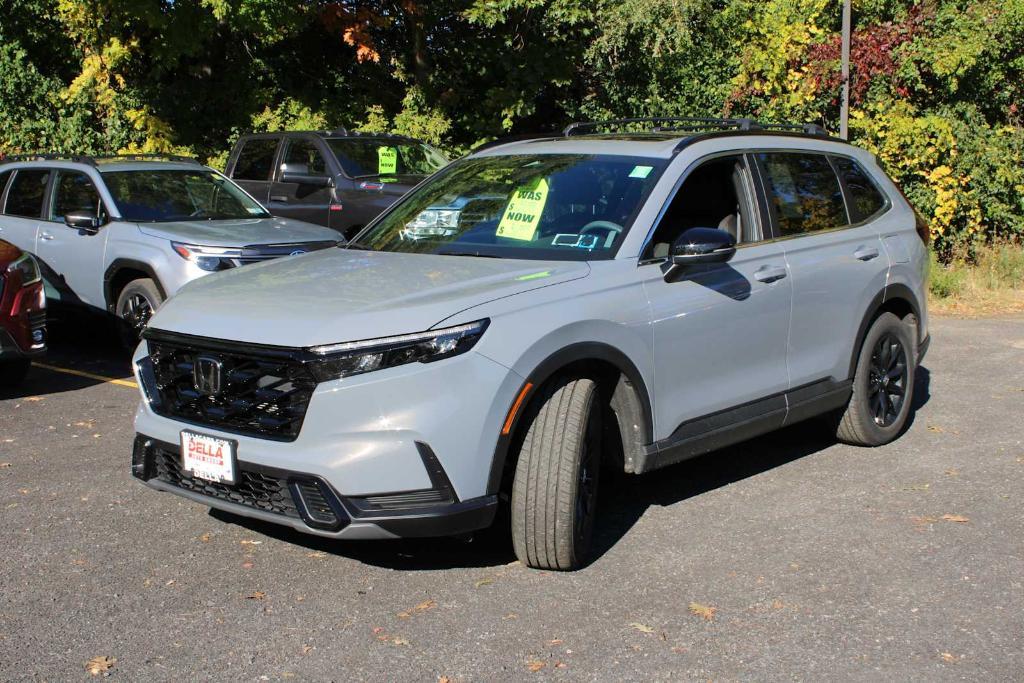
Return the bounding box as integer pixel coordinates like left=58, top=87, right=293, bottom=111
left=103, top=259, right=168, bottom=313
left=485, top=342, right=654, bottom=495
left=849, top=283, right=923, bottom=379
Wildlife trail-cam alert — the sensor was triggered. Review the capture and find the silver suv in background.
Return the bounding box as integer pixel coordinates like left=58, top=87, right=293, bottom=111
left=0, top=155, right=339, bottom=344
left=131, top=118, right=929, bottom=570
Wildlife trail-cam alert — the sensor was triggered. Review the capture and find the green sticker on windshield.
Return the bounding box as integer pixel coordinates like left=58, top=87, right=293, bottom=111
left=378, top=146, right=398, bottom=175
left=629, top=165, right=653, bottom=179
left=497, top=177, right=549, bottom=241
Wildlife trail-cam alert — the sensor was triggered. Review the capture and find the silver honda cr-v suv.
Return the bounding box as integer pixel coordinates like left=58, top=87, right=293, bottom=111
left=0, top=155, right=339, bottom=344
left=131, top=118, right=930, bottom=570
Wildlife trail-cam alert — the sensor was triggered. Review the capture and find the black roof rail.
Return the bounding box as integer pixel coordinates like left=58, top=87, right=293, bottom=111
left=92, top=154, right=202, bottom=164
left=563, top=117, right=832, bottom=138
left=0, top=153, right=97, bottom=165
left=0, top=153, right=203, bottom=165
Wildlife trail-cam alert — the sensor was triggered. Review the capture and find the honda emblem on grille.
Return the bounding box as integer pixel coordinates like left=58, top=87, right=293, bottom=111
left=193, top=355, right=224, bottom=396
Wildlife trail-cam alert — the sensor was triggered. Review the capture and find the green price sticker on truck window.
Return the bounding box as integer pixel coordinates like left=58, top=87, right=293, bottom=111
left=377, top=146, right=398, bottom=175
left=496, top=177, right=549, bottom=241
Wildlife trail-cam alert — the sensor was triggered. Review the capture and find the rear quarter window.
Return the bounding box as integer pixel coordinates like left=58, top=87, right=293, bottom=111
left=4, top=169, right=51, bottom=218
left=832, top=156, right=888, bottom=222
left=232, top=138, right=279, bottom=181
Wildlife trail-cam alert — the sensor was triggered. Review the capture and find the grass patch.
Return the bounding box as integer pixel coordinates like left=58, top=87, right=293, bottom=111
left=929, top=241, right=1024, bottom=317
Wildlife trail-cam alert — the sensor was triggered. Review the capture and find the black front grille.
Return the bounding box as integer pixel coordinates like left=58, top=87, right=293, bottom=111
left=145, top=335, right=317, bottom=441
left=152, top=445, right=300, bottom=518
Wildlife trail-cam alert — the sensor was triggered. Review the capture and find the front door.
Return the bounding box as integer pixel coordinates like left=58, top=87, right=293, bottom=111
left=34, top=170, right=110, bottom=308
left=641, top=154, right=792, bottom=444
left=267, top=137, right=333, bottom=226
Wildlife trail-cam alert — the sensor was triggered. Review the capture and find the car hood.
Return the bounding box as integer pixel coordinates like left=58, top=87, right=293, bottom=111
left=136, top=216, right=339, bottom=247
left=148, top=249, right=590, bottom=347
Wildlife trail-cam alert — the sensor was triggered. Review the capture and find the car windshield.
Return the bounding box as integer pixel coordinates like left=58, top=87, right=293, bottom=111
left=327, top=138, right=448, bottom=177
left=353, top=154, right=667, bottom=261
left=103, top=170, right=271, bottom=222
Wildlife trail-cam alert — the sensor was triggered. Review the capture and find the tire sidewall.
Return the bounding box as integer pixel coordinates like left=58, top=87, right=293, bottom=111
left=116, top=279, right=163, bottom=347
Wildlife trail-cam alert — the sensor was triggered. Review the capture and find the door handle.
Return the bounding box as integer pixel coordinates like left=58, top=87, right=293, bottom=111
left=40, top=231, right=55, bottom=241
left=753, top=265, right=787, bottom=283
left=270, top=195, right=288, bottom=202
left=854, top=246, right=880, bottom=261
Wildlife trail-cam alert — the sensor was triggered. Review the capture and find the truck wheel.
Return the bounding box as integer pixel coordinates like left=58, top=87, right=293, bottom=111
left=116, top=278, right=163, bottom=348
left=836, top=312, right=916, bottom=446
left=511, top=376, right=602, bottom=570
left=0, top=359, right=31, bottom=387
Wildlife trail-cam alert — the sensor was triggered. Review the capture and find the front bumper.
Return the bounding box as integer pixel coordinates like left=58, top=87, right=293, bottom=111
left=132, top=435, right=498, bottom=539
left=0, top=327, right=45, bottom=360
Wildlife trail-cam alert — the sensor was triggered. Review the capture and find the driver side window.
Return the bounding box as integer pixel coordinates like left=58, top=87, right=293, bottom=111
left=50, top=171, right=106, bottom=223
left=646, top=155, right=759, bottom=259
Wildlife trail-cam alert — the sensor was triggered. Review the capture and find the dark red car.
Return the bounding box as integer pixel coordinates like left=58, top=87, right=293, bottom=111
left=0, top=239, right=45, bottom=386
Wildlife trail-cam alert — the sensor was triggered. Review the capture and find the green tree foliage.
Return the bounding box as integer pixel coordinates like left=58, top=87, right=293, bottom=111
left=0, top=0, right=1020, bottom=249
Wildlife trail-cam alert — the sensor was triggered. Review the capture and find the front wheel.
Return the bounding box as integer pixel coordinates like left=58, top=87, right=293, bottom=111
left=836, top=312, right=916, bottom=446
left=510, top=377, right=602, bottom=570
left=116, top=278, right=163, bottom=349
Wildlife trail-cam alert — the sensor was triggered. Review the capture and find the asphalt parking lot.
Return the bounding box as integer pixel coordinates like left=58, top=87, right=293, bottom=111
left=1, top=314, right=1022, bottom=681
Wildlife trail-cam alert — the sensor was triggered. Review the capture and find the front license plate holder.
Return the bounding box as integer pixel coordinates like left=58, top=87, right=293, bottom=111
left=180, top=430, right=237, bottom=485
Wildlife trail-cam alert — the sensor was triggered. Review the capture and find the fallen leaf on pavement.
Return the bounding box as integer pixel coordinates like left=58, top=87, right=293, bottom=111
left=85, top=656, right=115, bottom=676
left=306, top=551, right=326, bottom=559
left=23, top=396, right=43, bottom=402
left=944, top=469, right=959, bottom=476
left=940, top=652, right=959, bottom=663
left=629, top=622, right=654, bottom=634
left=689, top=603, right=717, bottom=621
left=241, top=561, right=254, bottom=570
left=439, top=677, right=453, bottom=683
left=554, top=661, right=567, bottom=669
left=240, top=539, right=262, bottom=546
left=302, top=644, right=313, bottom=654
left=526, top=659, right=545, bottom=672
left=941, top=514, right=969, bottom=523
left=199, top=533, right=211, bottom=543
left=398, top=599, right=437, bottom=618
left=547, top=639, right=563, bottom=645
left=246, top=591, right=266, bottom=600
left=474, top=578, right=494, bottom=588
left=0, top=463, right=10, bottom=468
left=927, top=424, right=944, bottom=433
left=771, top=599, right=785, bottom=609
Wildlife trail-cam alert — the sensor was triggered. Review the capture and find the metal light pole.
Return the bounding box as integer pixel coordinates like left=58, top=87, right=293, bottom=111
left=840, top=0, right=852, bottom=140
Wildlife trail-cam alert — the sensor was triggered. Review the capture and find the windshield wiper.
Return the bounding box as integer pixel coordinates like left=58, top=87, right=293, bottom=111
left=436, top=249, right=503, bottom=258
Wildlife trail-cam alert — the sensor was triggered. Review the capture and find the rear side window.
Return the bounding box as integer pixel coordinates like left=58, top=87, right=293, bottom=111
left=758, top=153, right=847, bottom=236
left=232, top=138, right=279, bottom=181
left=51, top=171, right=106, bottom=221
left=832, top=156, right=887, bottom=222
left=282, top=139, right=328, bottom=176
left=4, top=169, right=51, bottom=218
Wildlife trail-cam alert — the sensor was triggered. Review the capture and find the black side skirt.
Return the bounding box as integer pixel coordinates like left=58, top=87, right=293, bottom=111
left=633, top=379, right=852, bottom=474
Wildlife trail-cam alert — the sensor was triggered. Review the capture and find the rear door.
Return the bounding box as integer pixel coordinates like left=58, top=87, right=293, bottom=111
left=267, top=137, right=333, bottom=226
left=227, top=137, right=280, bottom=205
left=34, top=170, right=111, bottom=308
left=0, top=168, right=51, bottom=254
left=756, top=152, right=889, bottom=398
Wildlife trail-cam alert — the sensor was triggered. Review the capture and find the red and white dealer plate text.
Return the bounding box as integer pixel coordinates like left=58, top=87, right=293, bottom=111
left=180, top=431, right=236, bottom=484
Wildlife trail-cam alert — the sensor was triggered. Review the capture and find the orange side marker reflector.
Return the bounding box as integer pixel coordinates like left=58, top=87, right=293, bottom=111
left=502, top=382, right=534, bottom=435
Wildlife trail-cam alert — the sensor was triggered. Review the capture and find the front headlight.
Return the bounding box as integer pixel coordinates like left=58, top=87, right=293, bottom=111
left=308, top=319, right=489, bottom=382
left=171, top=242, right=241, bottom=272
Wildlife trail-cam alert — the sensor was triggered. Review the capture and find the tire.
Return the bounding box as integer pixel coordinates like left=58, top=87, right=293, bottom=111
left=116, top=278, right=163, bottom=349
left=836, top=312, right=916, bottom=446
left=511, top=376, right=602, bottom=570
left=0, top=359, right=31, bottom=387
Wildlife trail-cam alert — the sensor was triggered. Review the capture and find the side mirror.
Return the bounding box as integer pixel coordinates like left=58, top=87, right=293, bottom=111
left=64, top=210, right=103, bottom=233
left=280, top=162, right=332, bottom=187
left=664, top=227, right=736, bottom=281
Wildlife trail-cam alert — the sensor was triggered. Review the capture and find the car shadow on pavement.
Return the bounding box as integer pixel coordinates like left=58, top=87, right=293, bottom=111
left=210, top=366, right=932, bottom=572
left=0, top=309, right=134, bottom=399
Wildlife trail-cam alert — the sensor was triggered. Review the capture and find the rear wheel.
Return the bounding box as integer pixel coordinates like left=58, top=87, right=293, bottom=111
left=116, top=278, right=163, bottom=348
left=836, top=312, right=916, bottom=446
left=510, top=377, right=602, bottom=570
left=0, top=359, right=31, bottom=387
